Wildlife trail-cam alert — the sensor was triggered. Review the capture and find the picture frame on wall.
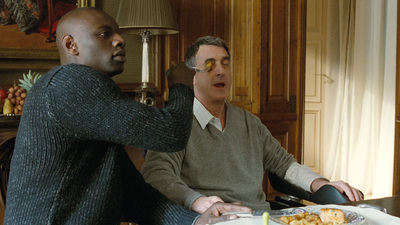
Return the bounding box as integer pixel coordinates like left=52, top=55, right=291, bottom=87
left=0, top=0, right=95, bottom=61
left=0, top=0, right=162, bottom=97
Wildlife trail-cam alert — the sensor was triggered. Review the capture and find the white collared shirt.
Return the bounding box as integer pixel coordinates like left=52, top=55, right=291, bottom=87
left=193, top=98, right=224, bottom=132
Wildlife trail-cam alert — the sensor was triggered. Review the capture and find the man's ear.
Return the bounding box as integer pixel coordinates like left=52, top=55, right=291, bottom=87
left=193, top=74, right=197, bottom=86
left=62, top=35, right=78, bottom=55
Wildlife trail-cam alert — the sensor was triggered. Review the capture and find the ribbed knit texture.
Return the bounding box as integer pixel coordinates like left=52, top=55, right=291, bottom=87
left=4, top=64, right=197, bottom=224
left=142, top=102, right=296, bottom=211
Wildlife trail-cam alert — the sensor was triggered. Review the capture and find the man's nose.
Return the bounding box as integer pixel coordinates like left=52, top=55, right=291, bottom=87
left=214, top=63, right=226, bottom=76
left=113, top=34, right=126, bottom=47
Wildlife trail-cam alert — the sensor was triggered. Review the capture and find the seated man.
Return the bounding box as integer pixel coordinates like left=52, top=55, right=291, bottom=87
left=142, top=36, right=364, bottom=214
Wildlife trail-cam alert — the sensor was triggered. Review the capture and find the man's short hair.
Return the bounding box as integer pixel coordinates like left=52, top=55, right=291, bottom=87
left=185, top=36, right=230, bottom=68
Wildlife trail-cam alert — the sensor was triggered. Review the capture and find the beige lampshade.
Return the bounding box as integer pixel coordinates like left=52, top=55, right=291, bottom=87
left=116, top=0, right=179, bottom=35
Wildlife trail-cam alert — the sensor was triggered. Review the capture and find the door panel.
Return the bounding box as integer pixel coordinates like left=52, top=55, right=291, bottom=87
left=393, top=0, right=400, bottom=195
left=304, top=0, right=326, bottom=174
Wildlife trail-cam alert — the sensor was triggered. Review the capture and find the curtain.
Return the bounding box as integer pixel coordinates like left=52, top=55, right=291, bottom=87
left=323, top=0, right=397, bottom=197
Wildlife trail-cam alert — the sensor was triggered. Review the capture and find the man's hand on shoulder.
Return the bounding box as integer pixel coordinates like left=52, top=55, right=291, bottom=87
left=194, top=202, right=252, bottom=225
left=166, top=62, right=195, bottom=90
left=191, top=196, right=224, bottom=214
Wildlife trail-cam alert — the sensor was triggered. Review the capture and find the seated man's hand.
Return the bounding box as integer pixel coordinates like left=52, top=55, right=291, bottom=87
left=311, top=178, right=364, bottom=201
left=166, top=62, right=195, bottom=90
left=194, top=202, right=252, bottom=225
left=192, top=196, right=224, bottom=213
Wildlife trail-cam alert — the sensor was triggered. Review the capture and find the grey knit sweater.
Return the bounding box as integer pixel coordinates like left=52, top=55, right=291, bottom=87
left=4, top=64, right=198, bottom=224
left=142, top=102, right=296, bottom=211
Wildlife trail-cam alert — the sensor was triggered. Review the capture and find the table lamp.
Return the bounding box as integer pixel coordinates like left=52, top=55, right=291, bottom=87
left=116, top=0, right=179, bottom=106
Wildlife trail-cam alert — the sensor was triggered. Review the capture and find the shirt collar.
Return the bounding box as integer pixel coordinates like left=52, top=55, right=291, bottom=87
left=193, top=98, right=214, bottom=130
left=193, top=98, right=225, bottom=132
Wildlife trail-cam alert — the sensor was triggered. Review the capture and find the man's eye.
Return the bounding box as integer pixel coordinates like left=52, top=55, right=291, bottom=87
left=222, top=60, right=230, bottom=66
left=99, top=32, right=110, bottom=38
left=205, top=61, right=214, bottom=71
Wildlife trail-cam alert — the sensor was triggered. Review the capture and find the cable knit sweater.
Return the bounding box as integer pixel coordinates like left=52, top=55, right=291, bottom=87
left=4, top=64, right=198, bottom=224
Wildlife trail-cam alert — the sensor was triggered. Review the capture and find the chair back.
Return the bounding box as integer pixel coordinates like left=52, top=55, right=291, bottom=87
left=0, top=137, right=15, bottom=207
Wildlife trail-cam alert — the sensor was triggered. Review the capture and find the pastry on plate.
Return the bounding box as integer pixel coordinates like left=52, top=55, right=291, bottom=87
left=320, top=208, right=346, bottom=224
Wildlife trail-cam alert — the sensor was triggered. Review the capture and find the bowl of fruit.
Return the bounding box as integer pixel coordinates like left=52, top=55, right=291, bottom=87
left=1, top=70, right=42, bottom=124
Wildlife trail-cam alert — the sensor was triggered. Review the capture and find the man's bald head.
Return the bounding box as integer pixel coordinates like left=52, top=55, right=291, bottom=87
left=55, top=7, right=126, bottom=76
left=56, top=7, right=104, bottom=64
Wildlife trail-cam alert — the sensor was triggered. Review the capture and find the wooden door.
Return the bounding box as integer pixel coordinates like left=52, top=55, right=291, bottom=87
left=258, top=0, right=306, bottom=197
left=259, top=0, right=306, bottom=161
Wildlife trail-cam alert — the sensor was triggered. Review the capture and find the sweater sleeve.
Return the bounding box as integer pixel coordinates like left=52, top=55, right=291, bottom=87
left=257, top=115, right=324, bottom=192
left=284, top=162, right=325, bottom=192
left=46, top=64, right=194, bottom=152
left=141, top=150, right=203, bottom=210
left=258, top=116, right=297, bottom=177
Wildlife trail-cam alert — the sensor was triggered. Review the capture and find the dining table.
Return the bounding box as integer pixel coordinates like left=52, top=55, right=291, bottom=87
left=341, top=195, right=400, bottom=217
left=215, top=195, right=400, bottom=225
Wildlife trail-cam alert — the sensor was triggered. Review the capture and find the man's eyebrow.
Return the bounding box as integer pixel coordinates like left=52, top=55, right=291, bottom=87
left=99, top=25, right=111, bottom=30
left=204, top=58, right=216, bottom=64
left=97, top=25, right=118, bottom=32
left=203, top=55, right=230, bottom=64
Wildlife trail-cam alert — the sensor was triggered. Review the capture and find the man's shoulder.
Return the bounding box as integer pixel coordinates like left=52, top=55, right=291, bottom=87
left=59, top=63, right=97, bottom=75
left=46, top=64, right=111, bottom=84
left=42, top=64, right=93, bottom=79
left=227, top=102, right=259, bottom=119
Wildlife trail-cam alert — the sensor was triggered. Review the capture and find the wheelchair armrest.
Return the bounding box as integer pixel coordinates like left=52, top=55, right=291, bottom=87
left=310, top=184, right=350, bottom=204
left=268, top=173, right=351, bottom=208
left=268, top=173, right=312, bottom=201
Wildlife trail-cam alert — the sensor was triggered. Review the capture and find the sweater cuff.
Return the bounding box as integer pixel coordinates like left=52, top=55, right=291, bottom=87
left=176, top=210, right=200, bottom=225
left=284, top=162, right=325, bottom=192
left=191, top=215, right=202, bottom=225
left=184, top=192, right=205, bottom=210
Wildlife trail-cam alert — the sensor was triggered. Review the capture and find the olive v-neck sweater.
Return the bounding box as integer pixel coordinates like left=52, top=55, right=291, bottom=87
left=142, top=102, right=296, bottom=210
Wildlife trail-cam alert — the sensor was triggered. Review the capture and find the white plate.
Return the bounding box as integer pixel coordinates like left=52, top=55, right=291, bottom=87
left=270, top=207, right=366, bottom=224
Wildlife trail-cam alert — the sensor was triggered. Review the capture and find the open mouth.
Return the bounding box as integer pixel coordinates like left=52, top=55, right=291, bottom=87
left=214, top=82, right=225, bottom=88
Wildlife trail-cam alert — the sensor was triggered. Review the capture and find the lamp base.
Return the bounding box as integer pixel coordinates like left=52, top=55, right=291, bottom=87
left=135, top=82, right=157, bottom=106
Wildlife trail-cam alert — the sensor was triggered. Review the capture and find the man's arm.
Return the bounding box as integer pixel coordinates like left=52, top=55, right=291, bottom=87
left=142, top=150, right=204, bottom=209
left=284, top=162, right=364, bottom=201
left=142, top=151, right=225, bottom=213
left=50, top=64, right=194, bottom=153
left=284, top=162, right=325, bottom=192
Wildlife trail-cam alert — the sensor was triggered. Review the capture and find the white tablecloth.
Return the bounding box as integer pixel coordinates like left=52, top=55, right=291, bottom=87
left=216, top=204, right=400, bottom=225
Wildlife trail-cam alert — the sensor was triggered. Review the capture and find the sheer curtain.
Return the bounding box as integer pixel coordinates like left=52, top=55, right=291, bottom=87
left=323, top=0, right=397, bottom=197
